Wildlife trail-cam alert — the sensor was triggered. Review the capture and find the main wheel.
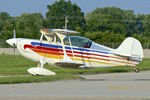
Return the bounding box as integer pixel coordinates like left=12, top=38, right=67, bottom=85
left=135, top=68, right=139, bottom=73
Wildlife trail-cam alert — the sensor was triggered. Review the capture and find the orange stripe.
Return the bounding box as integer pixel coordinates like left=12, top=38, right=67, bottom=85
left=30, top=47, right=137, bottom=66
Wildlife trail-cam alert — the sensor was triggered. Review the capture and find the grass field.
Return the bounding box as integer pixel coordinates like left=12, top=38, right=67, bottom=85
left=0, top=54, right=149, bottom=84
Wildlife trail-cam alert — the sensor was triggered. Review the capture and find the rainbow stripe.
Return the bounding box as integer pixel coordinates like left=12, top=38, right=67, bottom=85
left=24, top=42, right=138, bottom=67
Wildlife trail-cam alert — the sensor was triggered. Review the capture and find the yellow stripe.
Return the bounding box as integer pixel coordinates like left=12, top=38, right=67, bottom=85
left=38, top=53, right=63, bottom=59
left=71, top=57, right=110, bottom=65
left=37, top=52, right=134, bottom=66
left=38, top=52, right=111, bottom=65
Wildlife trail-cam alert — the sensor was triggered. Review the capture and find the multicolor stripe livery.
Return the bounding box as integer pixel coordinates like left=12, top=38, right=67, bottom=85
left=23, top=42, right=139, bottom=67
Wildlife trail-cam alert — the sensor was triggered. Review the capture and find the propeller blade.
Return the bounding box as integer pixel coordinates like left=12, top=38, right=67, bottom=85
left=13, top=43, right=16, bottom=53
left=13, top=29, right=16, bottom=53
left=13, top=29, right=16, bottom=38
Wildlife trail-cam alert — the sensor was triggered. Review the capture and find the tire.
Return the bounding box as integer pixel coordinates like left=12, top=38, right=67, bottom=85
left=135, top=68, right=139, bottom=73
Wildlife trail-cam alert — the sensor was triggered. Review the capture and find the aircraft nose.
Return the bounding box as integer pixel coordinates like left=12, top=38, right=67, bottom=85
left=6, top=38, right=17, bottom=46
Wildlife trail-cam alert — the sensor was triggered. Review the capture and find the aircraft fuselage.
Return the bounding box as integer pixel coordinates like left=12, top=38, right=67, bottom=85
left=7, top=38, right=139, bottom=68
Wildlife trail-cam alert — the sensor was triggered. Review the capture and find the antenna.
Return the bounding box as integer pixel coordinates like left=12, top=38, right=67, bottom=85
left=65, top=16, right=68, bottom=30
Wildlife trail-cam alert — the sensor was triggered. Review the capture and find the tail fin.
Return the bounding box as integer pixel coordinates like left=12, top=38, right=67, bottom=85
left=115, top=37, right=143, bottom=59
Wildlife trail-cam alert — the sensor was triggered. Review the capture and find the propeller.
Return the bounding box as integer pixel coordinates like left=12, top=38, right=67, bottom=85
left=6, top=29, right=18, bottom=54
left=13, top=29, right=16, bottom=53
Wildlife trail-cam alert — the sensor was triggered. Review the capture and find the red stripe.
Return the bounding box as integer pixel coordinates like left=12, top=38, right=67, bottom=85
left=24, top=44, right=135, bottom=65
left=31, top=48, right=62, bottom=55
left=24, top=44, right=126, bottom=60
left=66, top=49, right=127, bottom=60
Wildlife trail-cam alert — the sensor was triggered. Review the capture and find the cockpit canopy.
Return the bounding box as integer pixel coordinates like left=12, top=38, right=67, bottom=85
left=64, top=36, right=92, bottom=48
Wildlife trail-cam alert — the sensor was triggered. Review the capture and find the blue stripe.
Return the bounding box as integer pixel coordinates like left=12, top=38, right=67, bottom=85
left=31, top=42, right=62, bottom=48
left=31, top=42, right=110, bottom=54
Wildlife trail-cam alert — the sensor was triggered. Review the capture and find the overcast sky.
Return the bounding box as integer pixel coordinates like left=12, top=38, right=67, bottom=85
left=0, top=0, right=150, bottom=16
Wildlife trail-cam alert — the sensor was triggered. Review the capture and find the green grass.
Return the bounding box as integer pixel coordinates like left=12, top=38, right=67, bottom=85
left=0, top=54, right=149, bottom=84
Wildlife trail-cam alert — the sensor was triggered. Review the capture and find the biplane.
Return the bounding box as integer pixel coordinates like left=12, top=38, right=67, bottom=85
left=6, top=22, right=143, bottom=76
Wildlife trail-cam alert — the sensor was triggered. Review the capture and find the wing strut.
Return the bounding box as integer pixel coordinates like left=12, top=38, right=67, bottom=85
left=55, top=32, right=73, bottom=63
left=68, top=35, right=75, bottom=63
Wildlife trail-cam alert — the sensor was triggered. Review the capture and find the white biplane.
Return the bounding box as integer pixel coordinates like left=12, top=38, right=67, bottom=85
left=6, top=23, right=143, bottom=76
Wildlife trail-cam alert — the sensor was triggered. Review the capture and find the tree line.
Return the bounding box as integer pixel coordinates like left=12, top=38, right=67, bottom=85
left=0, top=0, right=150, bottom=48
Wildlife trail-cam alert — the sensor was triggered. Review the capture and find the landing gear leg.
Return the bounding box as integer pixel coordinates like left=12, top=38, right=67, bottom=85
left=37, top=59, right=46, bottom=68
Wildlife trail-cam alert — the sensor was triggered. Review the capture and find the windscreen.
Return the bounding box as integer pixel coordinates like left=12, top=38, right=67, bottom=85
left=64, top=36, right=92, bottom=48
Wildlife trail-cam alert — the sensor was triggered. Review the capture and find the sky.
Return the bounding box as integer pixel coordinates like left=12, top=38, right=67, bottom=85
left=0, top=0, right=150, bottom=17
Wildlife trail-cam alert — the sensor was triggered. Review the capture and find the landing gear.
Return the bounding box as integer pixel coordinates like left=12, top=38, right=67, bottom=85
left=27, top=59, right=56, bottom=76
left=134, top=68, right=139, bottom=73
left=131, top=66, right=139, bottom=73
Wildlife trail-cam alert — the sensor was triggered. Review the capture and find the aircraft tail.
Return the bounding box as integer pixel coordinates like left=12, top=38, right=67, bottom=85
left=115, top=37, right=143, bottom=59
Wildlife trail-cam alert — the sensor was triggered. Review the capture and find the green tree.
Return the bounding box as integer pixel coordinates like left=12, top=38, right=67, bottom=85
left=45, top=0, right=85, bottom=31
left=123, top=10, right=138, bottom=36
left=0, top=18, right=15, bottom=40
left=0, top=12, right=10, bottom=32
left=85, top=7, right=126, bottom=33
left=84, top=31, right=125, bottom=48
left=16, top=13, right=43, bottom=39
left=85, top=7, right=142, bottom=36
left=134, top=14, right=144, bottom=34
left=0, top=12, right=16, bottom=40
left=142, top=14, right=150, bottom=36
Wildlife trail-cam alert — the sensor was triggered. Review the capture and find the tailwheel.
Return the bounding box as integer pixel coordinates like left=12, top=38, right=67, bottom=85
left=27, top=60, right=56, bottom=76
left=134, top=68, right=139, bottom=73
left=131, top=66, right=139, bottom=73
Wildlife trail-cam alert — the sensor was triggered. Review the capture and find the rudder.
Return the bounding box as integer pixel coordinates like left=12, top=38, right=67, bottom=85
left=115, top=37, right=143, bottom=59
